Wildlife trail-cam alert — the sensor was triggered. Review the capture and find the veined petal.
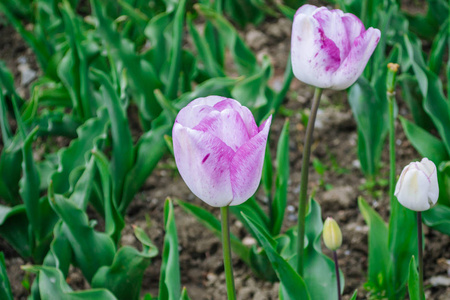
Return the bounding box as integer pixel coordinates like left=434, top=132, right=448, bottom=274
left=341, top=13, right=365, bottom=46
left=213, top=99, right=259, bottom=137
left=229, top=116, right=272, bottom=205
left=331, top=27, right=381, bottom=90
left=173, top=123, right=234, bottom=207
left=186, top=95, right=227, bottom=108
left=291, top=13, right=340, bottom=88
left=194, top=109, right=251, bottom=151
left=176, top=96, right=227, bottom=128
left=313, top=8, right=350, bottom=61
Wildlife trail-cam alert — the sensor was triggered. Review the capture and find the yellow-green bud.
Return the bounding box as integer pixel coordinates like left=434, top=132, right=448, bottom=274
left=323, top=217, right=342, bottom=251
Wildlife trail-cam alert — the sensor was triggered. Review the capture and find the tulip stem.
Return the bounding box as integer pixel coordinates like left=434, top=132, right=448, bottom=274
left=388, top=92, right=396, bottom=206
left=417, top=211, right=424, bottom=299
left=333, top=251, right=342, bottom=300
left=297, top=87, right=323, bottom=276
left=221, top=206, right=236, bottom=300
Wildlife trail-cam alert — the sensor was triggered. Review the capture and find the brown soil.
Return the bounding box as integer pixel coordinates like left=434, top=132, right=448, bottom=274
left=1, top=4, right=450, bottom=300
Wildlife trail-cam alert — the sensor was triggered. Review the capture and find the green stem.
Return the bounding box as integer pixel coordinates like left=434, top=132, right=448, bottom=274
left=388, top=93, right=396, bottom=205
left=296, top=87, right=323, bottom=275
left=417, top=211, right=424, bottom=299
left=333, top=251, right=342, bottom=300
left=221, top=206, right=236, bottom=300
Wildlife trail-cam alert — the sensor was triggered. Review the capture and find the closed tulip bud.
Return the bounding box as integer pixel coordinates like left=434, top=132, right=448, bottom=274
left=291, top=4, right=381, bottom=90
left=323, top=217, right=342, bottom=251
left=173, top=96, right=272, bottom=207
left=394, top=158, right=439, bottom=211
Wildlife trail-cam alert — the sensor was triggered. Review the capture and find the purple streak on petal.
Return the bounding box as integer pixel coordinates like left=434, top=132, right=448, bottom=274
left=229, top=115, right=272, bottom=206
left=175, top=105, right=216, bottom=128
left=193, top=109, right=251, bottom=151
left=291, top=14, right=338, bottom=88
left=173, top=123, right=234, bottom=207
left=331, top=27, right=381, bottom=90
left=313, top=8, right=350, bottom=62
left=341, top=13, right=365, bottom=46
left=214, top=99, right=259, bottom=137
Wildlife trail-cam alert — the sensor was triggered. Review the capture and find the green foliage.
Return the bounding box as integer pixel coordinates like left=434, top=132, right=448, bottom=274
left=0, top=253, right=13, bottom=300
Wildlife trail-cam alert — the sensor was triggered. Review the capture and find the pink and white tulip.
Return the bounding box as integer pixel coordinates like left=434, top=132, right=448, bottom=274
left=291, top=4, right=381, bottom=90
left=173, top=96, right=272, bottom=207
left=395, top=158, right=439, bottom=211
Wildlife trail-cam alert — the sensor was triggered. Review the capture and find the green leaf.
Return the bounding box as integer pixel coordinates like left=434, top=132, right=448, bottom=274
left=92, top=69, right=134, bottom=209
left=19, top=126, right=41, bottom=239
left=359, top=197, right=395, bottom=298
left=165, top=0, right=186, bottom=99
left=241, top=212, right=311, bottom=300
left=92, top=150, right=125, bottom=243
left=261, top=145, right=273, bottom=199
left=428, top=20, right=448, bottom=74
left=0, top=135, right=22, bottom=204
left=407, top=256, right=421, bottom=300
left=179, top=287, right=191, bottom=300
left=348, top=77, right=388, bottom=176
left=271, top=119, right=289, bottom=236
left=422, top=204, right=450, bottom=235
left=349, top=290, right=358, bottom=300
left=120, top=123, right=171, bottom=213
left=230, top=196, right=270, bottom=235
left=24, top=266, right=117, bottom=299
left=197, top=5, right=259, bottom=76
left=177, top=200, right=250, bottom=264
left=159, top=199, right=181, bottom=300
left=48, top=192, right=115, bottom=282
left=303, top=200, right=343, bottom=299
left=43, top=221, right=73, bottom=278
left=0, top=252, right=13, bottom=300
left=51, top=107, right=109, bottom=195
left=0, top=205, right=31, bottom=258
left=91, top=227, right=157, bottom=300
left=399, top=117, right=448, bottom=164
left=388, top=194, right=417, bottom=299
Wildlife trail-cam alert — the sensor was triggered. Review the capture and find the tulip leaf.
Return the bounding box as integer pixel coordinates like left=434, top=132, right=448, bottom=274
left=407, top=256, right=421, bottom=300
left=120, top=123, right=171, bottom=214
left=51, top=107, right=109, bottom=195
left=349, top=290, right=358, bottom=300
left=91, top=227, right=157, bottom=300
left=196, top=5, right=259, bottom=76
left=230, top=196, right=270, bottom=234
left=358, top=197, right=393, bottom=298
left=303, top=199, right=344, bottom=299
left=348, top=77, right=388, bottom=176
left=270, top=119, right=290, bottom=236
left=0, top=252, right=13, bottom=300
left=92, top=150, right=124, bottom=244
left=399, top=117, right=448, bottom=165
left=19, top=126, right=41, bottom=240
left=24, top=265, right=117, bottom=300
left=48, top=192, right=115, bottom=282
left=42, top=221, right=73, bottom=278
left=165, top=0, right=186, bottom=99
left=179, top=287, right=191, bottom=300
left=428, top=20, right=448, bottom=75
left=262, top=145, right=274, bottom=200
left=0, top=205, right=31, bottom=258
left=241, top=212, right=311, bottom=300
left=422, top=204, right=450, bottom=236
left=93, top=69, right=134, bottom=209
left=159, top=199, right=182, bottom=300
left=186, top=13, right=224, bottom=78
left=0, top=135, right=22, bottom=204
left=177, top=200, right=250, bottom=265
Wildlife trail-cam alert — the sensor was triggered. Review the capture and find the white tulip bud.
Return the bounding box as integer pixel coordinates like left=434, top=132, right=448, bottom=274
left=394, top=158, right=439, bottom=211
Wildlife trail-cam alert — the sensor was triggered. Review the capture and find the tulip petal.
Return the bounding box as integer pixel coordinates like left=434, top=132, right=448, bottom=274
left=176, top=96, right=227, bottom=128
left=331, top=27, right=381, bottom=90
left=313, top=8, right=351, bottom=61
left=295, top=4, right=319, bottom=17
left=396, top=168, right=431, bottom=211
left=229, top=116, right=272, bottom=205
left=173, top=123, right=234, bottom=207
left=193, top=109, right=251, bottom=151
left=341, top=13, right=365, bottom=46
left=291, top=13, right=340, bottom=88
left=213, top=99, right=259, bottom=137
